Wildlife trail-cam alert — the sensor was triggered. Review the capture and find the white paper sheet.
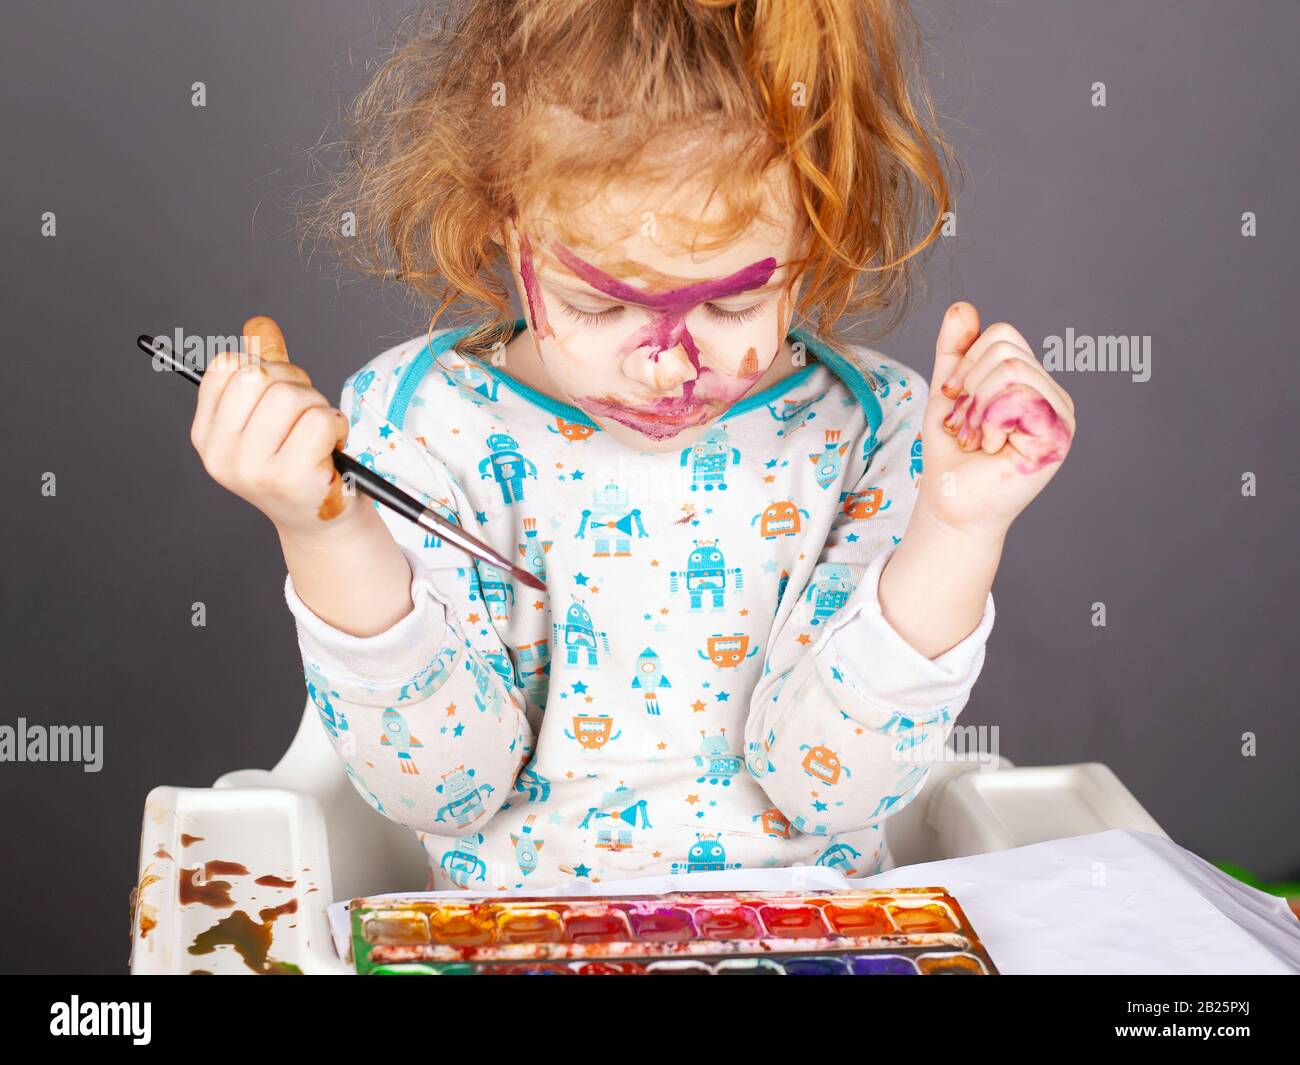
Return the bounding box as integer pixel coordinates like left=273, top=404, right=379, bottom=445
left=328, top=829, right=1300, bottom=973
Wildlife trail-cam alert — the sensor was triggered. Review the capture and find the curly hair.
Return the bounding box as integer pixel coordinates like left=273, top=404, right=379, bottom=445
left=302, top=0, right=958, bottom=361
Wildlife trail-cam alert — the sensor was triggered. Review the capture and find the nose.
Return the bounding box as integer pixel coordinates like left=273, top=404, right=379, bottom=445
left=622, top=342, right=698, bottom=395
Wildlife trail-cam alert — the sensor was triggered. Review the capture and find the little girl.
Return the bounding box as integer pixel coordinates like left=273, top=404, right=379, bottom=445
left=191, top=0, right=1074, bottom=890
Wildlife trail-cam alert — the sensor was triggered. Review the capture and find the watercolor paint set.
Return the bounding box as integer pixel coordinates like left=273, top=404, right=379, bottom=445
left=348, top=886, right=999, bottom=975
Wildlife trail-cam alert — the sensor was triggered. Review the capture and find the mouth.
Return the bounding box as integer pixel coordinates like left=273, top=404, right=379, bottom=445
left=580, top=394, right=713, bottom=438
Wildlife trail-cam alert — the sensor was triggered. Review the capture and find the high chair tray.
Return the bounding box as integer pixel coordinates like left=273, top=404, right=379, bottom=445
left=130, top=786, right=349, bottom=974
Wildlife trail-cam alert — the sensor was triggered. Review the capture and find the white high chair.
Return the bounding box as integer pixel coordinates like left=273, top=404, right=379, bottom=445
left=129, top=697, right=1168, bottom=974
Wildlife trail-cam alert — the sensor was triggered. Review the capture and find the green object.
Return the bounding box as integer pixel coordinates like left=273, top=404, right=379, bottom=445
left=1212, top=860, right=1300, bottom=899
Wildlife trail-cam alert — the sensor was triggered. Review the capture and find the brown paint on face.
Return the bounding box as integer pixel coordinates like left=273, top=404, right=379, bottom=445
left=739, top=347, right=758, bottom=376
left=255, top=875, right=297, bottom=889
left=317, top=469, right=347, bottom=521
left=181, top=834, right=204, bottom=847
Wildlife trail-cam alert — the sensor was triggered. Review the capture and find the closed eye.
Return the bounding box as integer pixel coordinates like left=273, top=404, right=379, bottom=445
left=558, top=300, right=625, bottom=327
left=704, top=302, right=764, bottom=324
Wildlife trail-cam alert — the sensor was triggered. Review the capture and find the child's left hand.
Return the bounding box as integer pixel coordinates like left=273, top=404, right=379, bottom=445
left=917, top=302, right=1076, bottom=539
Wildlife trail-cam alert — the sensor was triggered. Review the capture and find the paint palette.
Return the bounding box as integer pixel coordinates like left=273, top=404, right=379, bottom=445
left=348, top=887, right=998, bottom=975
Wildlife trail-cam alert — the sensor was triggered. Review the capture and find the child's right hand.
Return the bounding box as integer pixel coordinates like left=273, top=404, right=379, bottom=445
left=190, top=316, right=358, bottom=542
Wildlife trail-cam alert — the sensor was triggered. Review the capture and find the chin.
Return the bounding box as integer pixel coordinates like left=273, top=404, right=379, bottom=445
left=597, top=414, right=716, bottom=454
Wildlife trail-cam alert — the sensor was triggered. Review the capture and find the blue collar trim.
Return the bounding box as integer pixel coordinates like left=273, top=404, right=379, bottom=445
left=387, top=318, right=883, bottom=452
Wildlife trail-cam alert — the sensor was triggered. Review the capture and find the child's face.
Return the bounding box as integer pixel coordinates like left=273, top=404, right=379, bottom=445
left=501, top=178, right=805, bottom=453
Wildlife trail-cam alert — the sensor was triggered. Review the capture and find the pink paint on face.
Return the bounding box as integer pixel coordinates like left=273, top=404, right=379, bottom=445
left=547, top=241, right=776, bottom=371
left=516, top=230, right=554, bottom=340
left=515, top=235, right=780, bottom=438
left=978, top=387, right=1073, bottom=474
left=577, top=394, right=713, bottom=440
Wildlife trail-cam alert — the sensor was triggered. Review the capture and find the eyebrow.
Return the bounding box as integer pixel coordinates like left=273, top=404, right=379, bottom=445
left=541, top=270, right=792, bottom=302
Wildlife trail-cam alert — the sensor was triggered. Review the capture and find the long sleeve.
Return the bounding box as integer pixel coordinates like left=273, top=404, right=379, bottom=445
left=745, top=372, right=995, bottom=837
left=285, top=350, right=534, bottom=838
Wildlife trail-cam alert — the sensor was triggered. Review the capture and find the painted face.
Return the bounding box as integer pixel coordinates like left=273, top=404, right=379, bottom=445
left=502, top=187, right=805, bottom=452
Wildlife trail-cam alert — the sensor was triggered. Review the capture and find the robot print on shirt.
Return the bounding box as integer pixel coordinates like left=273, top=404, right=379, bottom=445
left=680, top=425, right=741, bottom=491
left=753, top=807, right=794, bottom=839
left=631, top=647, right=671, bottom=715
left=565, top=713, right=622, bottom=751
left=379, top=708, right=423, bottom=774
left=805, top=562, right=856, bottom=626
left=553, top=597, right=611, bottom=668
left=547, top=416, right=599, bottom=442
left=808, top=428, right=851, bottom=489
left=693, top=729, right=744, bottom=786
left=434, top=765, right=495, bottom=828
left=752, top=499, right=810, bottom=539
left=517, top=517, right=554, bottom=584
left=435, top=830, right=488, bottom=888
left=579, top=783, right=653, bottom=852
left=801, top=743, right=852, bottom=787
left=814, top=837, right=867, bottom=877
left=482, top=649, right=516, bottom=691
left=478, top=432, right=538, bottom=505
left=698, top=633, right=760, bottom=669
left=669, top=540, right=744, bottom=611
left=839, top=486, right=892, bottom=521
left=671, top=833, right=742, bottom=874
left=576, top=482, right=648, bottom=557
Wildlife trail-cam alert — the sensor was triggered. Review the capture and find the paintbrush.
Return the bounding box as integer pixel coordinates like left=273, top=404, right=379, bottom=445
left=135, top=333, right=546, bottom=591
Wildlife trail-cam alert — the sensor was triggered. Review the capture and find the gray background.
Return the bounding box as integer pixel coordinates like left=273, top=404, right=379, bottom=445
left=2, top=0, right=1295, bottom=973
